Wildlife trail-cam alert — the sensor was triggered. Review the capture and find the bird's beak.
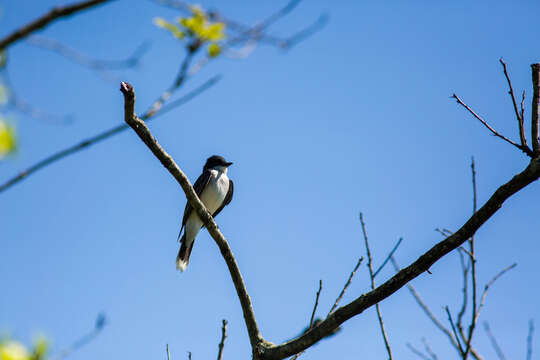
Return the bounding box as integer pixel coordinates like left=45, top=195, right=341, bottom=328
left=225, top=162, right=233, bottom=167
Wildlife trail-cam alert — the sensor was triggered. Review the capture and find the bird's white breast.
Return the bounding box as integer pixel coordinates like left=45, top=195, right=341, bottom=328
left=199, top=169, right=229, bottom=214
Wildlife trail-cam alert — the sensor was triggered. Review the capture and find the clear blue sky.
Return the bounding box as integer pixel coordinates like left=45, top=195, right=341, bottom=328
left=2, top=0, right=539, bottom=359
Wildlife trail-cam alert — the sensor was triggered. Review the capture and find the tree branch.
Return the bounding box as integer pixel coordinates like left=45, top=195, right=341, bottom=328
left=499, top=58, right=529, bottom=150
left=527, top=319, right=534, bottom=360
left=531, top=63, right=540, bottom=155
left=483, top=322, right=506, bottom=360
left=360, top=213, right=393, bottom=360
left=217, top=319, right=228, bottom=360
left=327, top=257, right=363, bottom=315
left=119, top=82, right=264, bottom=353
left=0, top=75, right=220, bottom=193
left=452, top=94, right=533, bottom=156
left=265, top=157, right=540, bottom=359
left=0, top=0, right=114, bottom=50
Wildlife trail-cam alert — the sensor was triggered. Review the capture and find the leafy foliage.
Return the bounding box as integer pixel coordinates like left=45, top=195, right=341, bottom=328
left=0, top=337, right=47, bottom=360
left=154, top=4, right=225, bottom=58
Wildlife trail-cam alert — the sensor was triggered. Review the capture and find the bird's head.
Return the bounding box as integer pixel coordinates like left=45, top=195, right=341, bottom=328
left=204, top=155, right=233, bottom=172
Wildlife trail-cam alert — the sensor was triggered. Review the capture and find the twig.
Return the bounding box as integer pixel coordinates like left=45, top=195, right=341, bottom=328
left=445, top=306, right=464, bottom=356
left=521, top=91, right=526, bottom=125
left=499, top=58, right=529, bottom=150
left=391, top=257, right=483, bottom=360
left=406, top=343, right=431, bottom=360
left=120, top=82, right=262, bottom=350
left=531, top=63, right=540, bottom=155
left=0, top=0, right=114, bottom=50
left=217, top=319, right=228, bottom=360
left=373, top=237, right=403, bottom=278
left=188, top=352, right=191, bottom=360
left=166, top=344, right=171, bottom=360
left=463, top=157, right=479, bottom=360
left=421, top=338, right=438, bottom=360
left=327, top=257, right=363, bottom=315
left=456, top=248, right=470, bottom=336
left=452, top=94, right=533, bottom=156
left=0, top=75, right=220, bottom=193
left=483, top=322, right=506, bottom=360
left=290, top=280, right=322, bottom=360
left=26, top=36, right=150, bottom=82
left=52, top=313, right=107, bottom=360
left=360, top=213, right=393, bottom=360
left=475, top=263, right=517, bottom=322
left=527, top=319, right=534, bottom=360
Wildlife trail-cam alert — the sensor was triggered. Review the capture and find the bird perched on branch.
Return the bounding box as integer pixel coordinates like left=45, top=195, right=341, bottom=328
left=176, top=155, right=234, bottom=271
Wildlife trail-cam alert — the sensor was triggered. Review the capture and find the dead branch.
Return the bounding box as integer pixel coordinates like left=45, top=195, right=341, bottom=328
left=406, top=343, right=432, bottom=360
left=217, top=319, right=228, bottom=360
left=445, top=306, right=465, bottom=356
left=452, top=94, right=533, bottom=156
left=0, top=76, right=220, bottom=193
left=499, top=58, right=528, bottom=150
left=360, top=213, right=393, bottom=359
left=531, top=63, right=540, bottom=155
left=483, top=322, right=506, bottom=360
left=327, top=257, right=363, bottom=315
left=526, top=319, right=534, bottom=360
left=120, top=82, right=264, bottom=354
left=0, top=0, right=114, bottom=50
left=373, top=237, right=403, bottom=278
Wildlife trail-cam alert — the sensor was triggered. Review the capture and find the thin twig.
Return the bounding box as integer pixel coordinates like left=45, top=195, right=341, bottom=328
left=0, top=75, right=220, bottom=193
left=463, top=157, right=479, bottom=360
left=373, top=237, right=403, bottom=278
left=499, top=58, right=529, bottom=150
left=0, top=0, right=114, bottom=50
left=527, top=319, right=534, bottom=360
left=483, top=322, right=506, bottom=360
left=445, top=306, right=465, bottom=356
left=421, top=338, right=438, bottom=360
left=406, top=343, right=431, bottom=360
left=327, top=257, right=363, bottom=315
left=452, top=94, right=533, bottom=156
left=52, top=313, right=107, bottom=360
left=290, top=280, right=322, bottom=360
left=166, top=344, right=171, bottom=360
left=456, top=247, right=470, bottom=336
left=216, top=319, right=228, bottom=360
left=521, top=91, right=526, bottom=125
left=531, top=63, right=540, bottom=156
left=475, top=263, right=517, bottom=322
left=187, top=352, right=191, bottom=360
left=360, top=213, right=393, bottom=360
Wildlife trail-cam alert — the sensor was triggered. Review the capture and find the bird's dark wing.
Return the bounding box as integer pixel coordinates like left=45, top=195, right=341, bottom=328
left=213, top=179, right=234, bottom=218
left=178, top=170, right=212, bottom=240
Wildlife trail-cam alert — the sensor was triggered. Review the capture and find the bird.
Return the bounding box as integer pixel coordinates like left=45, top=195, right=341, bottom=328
left=176, top=155, right=234, bottom=271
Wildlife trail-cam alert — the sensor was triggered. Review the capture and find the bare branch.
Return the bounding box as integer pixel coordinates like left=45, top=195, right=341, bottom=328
left=421, top=338, right=438, bottom=360
left=483, top=322, right=506, bottom=360
left=0, top=75, right=220, bottom=193
left=373, top=237, right=403, bottom=278
left=166, top=344, right=171, bottom=360
left=25, top=35, right=150, bottom=82
left=327, top=257, right=363, bottom=315
left=476, top=263, right=517, bottom=322
left=445, top=306, right=465, bottom=356
left=360, top=213, right=393, bottom=359
left=527, top=319, right=534, bottom=360
left=217, top=320, right=228, bottom=360
left=499, top=58, right=529, bottom=150
left=452, top=94, right=533, bottom=156
left=455, top=248, right=470, bottom=337
left=120, top=82, right=263, bottom=351
left=0, top=0, right=114, bottom=50
left=406, top=343, right=432, bottom=360
left=531, top=63, right=540, bottom=155
left=309, top=280, right=323, bottom=329
left=521, top=91, right=526, bottom=125
left=53, top=313, right=107, bottom=360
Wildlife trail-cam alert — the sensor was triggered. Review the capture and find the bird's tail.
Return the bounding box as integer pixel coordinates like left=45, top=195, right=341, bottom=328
left=176, top=234, right=194, bottom=272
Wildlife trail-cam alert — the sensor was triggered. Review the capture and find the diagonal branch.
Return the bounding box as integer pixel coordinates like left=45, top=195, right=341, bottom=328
left=483, top=322, right=506, bottom=360
left=119, top=82, right=263, bottom=352
left=265, top=156, right=540, bottom=359
left=531, top=63, right=540, bottom=156
left=327, top=257, right=363, bottom=315
left=452, top=94, right=533, bottom=156
left=0, top=0, right=114, bottom=50
left=0, top=76, right=220, bottom=193
left=499, top=58, right=529, bottom=150
left=373, top=237, right=403, bottom=278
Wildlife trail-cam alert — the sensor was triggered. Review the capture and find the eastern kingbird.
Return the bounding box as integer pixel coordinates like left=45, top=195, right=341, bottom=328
left=176, top=155, right=234, bottom=271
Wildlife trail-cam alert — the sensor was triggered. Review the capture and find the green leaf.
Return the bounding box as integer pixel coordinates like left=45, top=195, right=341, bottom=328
left=0, top=119, right=17, bottom=158
left=207, top=43, right=221, bottom=58
left=153, top=17, right=185, bottom=39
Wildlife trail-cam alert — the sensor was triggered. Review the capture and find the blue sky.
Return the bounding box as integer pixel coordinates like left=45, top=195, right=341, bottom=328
left=1, top=0, right=539, bottom=359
